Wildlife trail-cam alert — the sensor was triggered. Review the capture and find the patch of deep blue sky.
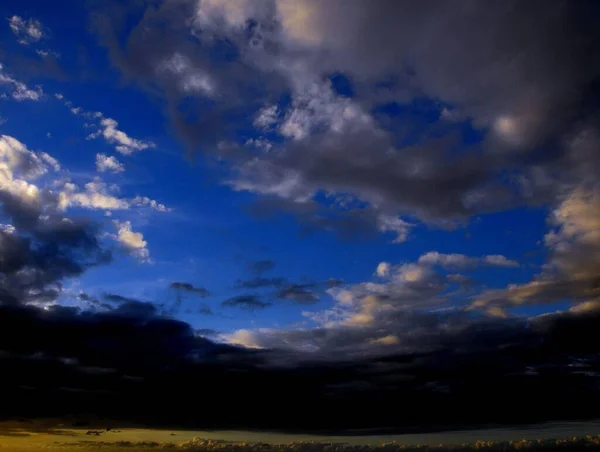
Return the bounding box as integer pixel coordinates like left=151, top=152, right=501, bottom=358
left=0, top=1, right=549, bottom=333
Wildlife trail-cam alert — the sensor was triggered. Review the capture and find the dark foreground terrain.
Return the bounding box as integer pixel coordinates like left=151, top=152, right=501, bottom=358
left=4, top=435, right=600, bottom=452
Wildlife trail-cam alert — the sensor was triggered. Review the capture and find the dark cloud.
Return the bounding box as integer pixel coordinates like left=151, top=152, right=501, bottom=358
left=169, top=282, right=211, bottom=297
left=195, top=328, right=218, bottom=337
left=247, top=197, right=413, bottom=242
left=89, top=0, right=600, bottom=238
left=275, top=283, right=319, bottom=304
left=89, top=0, right=286, bottom=153
left=102, top=293, right=145, bottom=304
left=0, top=223, right=110, bottom=306
left=222, top=295, right=272, bottom=311
left=197, top=304, right=215, bottom=316
left=3, top=301, right=600, bottom=432
left=247, top=259, right=276, bottom=275
left=235, top=276, right=287, bottom=289
left=76, top=292, right=112, bottom=310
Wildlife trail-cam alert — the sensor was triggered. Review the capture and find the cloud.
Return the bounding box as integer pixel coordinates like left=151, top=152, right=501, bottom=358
left=483, top=255, right=520, bottom=268
left=169, top=282, right=211, bottom=297
left=234, top=248, right=525, bottom=356
left=112, top=220, right=151, bottom=262
left=90, top=0, right=600, bottom=245
left=248, top=197, right=413, bottom=243
left=472, top=186, right=600, bottom=310
left=58, top=180, right=129, bottom=211
left=58, top=180, right=170, bottom=213
left=0, top=63, right=43, bottom=101
left=235, top=277, right=287, bottom=289
left=254, top=104, right=279, bottom=129
left=130, top=196, right=171, bottom=212
left=0, top=137, right=111, bottom=307
left=222, top=295, right=272, bottom=311
left=95, top=153, right=124, bottom=173
left=90, top=118, right=155, bottom=155
left=418, top=251, right=519, bottom=269
left=8, top=15, right=43, bottom=45
left=247, top=259, right=275, bottom=275
left=276, top=283, right=319, bottom=304
left=376, top=262, right=391, bottom=278
left=102, top=293, right=145, bottom=304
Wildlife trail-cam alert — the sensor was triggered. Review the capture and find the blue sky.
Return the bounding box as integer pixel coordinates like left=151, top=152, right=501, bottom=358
left=0, top=0, right=598, bottom=354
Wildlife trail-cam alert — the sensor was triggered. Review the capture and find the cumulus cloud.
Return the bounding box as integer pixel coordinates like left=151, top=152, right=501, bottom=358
left=376, top=262, right=391, bottom=278
left=8, top=15, right=43, bottom=45
left=418, top=251, right=519, bottom=269
left=226, top=246, right=525, bottom=359
left=473, top=187, right=600, bottom=311
left=0, top=63, right=43, bottom=101
left=57, top=180, right=170, bottom=213
left=95, top=153, right=125, bottom=173
left=112, top=220, right=151, bottom=262
left=90, top=0, right=600, bottom=245
left=90, top=118, right=155, bottom=155
left=130, top=196, right=171, bottom=212
left=0, top=136, right=112, bottom=307
left=58, top=180, right=129, bottom=211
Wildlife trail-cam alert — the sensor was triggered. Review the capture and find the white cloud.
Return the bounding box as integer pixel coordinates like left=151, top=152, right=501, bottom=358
left=375, top=262, right=391, bottom=278
left=8, top=15, right=43, bottom=45
left=483, top=254, right=519, bottom=268
left=157, top=53, right=215, bottom=96
left=35, top=49, right=60, bottom=59
left=112, top=220, right=151, bottom=262
left=278, top=80, right=373, bottom=140
left=276, top=0, right=324, bottom=46
left=228, top=159, right=314, bottom=202
left=253, top=105, right=279, bottom=129
left=245, top=137, right=272, bottom=151
left=38, top=152, right=60, bottom=171
left=368, top=334, right=400, bottom=346
left=472, top=187, right=600, bottom=310
left=195, top=0, right=257, bottom=28
left=0, top=63, right=43, bottom=101
left=57, top=179, right=170, bottom=214
left=222, top=329, right=265, bottom=349
left=418, top=251, right=518, bottom=268
left=130, top=196, right=171, bottom=212
left=377, top=214, right=412, bottom=243
left=58, top=180, right=129, bottom=211
left=0, top=135, right=60, bottom=213
left=95, top=153, right=124, bottom=173
left=0, top=134, right=56, bottom=179
left=92, top=118, right=155, bottom=155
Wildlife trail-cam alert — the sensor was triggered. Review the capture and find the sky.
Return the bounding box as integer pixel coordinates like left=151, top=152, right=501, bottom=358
left=0, top=0, right=600, bottom=435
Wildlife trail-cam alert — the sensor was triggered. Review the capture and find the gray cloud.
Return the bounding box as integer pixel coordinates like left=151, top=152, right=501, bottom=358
left=222, top=294, right=272, bottom=311
left=169, top=282, right=211, bottom=297
left=236, top=276, right=287, bottom=289
left=102, top=293, right=145, bottom=304
left=247, top=259, right=276, bottom=275
left=88, top=0, right=600, bottom=240
left=275, top=283, right=319, bottom=304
